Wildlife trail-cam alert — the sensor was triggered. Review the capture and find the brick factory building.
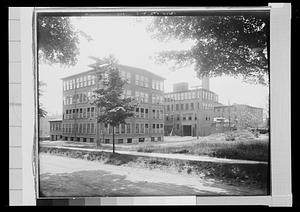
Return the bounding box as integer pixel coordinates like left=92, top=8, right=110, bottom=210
left=213, top=104, right=264, bottom=130
left=59, top=58, right=165, bottom=144
left=164, top=79, right=222, bottom=137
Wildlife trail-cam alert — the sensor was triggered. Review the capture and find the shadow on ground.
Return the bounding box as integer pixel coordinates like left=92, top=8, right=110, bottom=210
left=39, top=169, right=258, bottom=197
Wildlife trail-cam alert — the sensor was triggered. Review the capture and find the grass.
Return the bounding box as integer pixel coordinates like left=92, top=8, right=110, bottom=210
left=136, top=135, right=269, bottom=162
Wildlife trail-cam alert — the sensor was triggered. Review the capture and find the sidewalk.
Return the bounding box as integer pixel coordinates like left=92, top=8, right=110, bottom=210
left=44, top=145, right=268, bottom=165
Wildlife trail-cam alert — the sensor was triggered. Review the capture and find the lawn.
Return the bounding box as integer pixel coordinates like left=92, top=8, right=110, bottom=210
left=136, top=131, right=269, bottom=162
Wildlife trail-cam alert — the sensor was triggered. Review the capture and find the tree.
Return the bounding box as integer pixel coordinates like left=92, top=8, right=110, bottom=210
left=37, top=16, right=81, bottom=66
left=90, top=58, right=136, bottom=153
left=148, top=14, right=269, bottom=85
left=38, top=81, right=47, bottom=118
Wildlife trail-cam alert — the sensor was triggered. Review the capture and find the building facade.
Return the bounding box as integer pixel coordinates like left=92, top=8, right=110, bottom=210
left=164, top=82, right=221, bottom=137
left=49, top=119, right=62, bottom=141
left=213, top=104, right=264, bottom=130
left=60, top=60, right=165, bottom=144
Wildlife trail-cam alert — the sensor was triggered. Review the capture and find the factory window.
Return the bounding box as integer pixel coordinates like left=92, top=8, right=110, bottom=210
left=91, top=75, right=95, bottom=85
left=185, top=103, right=189, bottom=110
left=140, top=123, right=145, bottom=134
left=83, top=76, right=87, bottom=87
left=79, top=124, right=82, bottom=133
left=87, top=123, right=90, bottom=134
left=83, top=124, right=86, bottom=133
left=87, top=75, right=91, bottom=86
left=191, top=103, right=194, bottom=110
left=126, top=123, right=131, bottom=134
left=91, top=123, right=94, bottom=133
left=121, top=124, right=125, bottom=133
left=136, top=107, right=140, bottom=118
left=145, top=123, right=149, bottom=133
left=91, top=107, right=94, bottom=118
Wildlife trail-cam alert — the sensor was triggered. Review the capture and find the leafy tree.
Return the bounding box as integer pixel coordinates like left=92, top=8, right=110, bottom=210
left=37, top=16, right=81, bottom=66
left=38, top=81, right=47, bottom=118
left=90, top=57, right=136, bottom=153
left=149, top=14, right=269, bottom=85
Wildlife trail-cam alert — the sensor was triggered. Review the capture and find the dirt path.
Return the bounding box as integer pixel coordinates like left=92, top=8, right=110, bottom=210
left=39, top=153, right=265, bottom=197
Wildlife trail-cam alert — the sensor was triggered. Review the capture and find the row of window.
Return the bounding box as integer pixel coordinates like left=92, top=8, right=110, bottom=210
left=152, top=94, right=164, bottom=104
left=61, top=122, right=164, bottom=135
left=63, top=75, right=96, bottom=91
left=164, top=90, right=218, bottom=102
left=102, top=123, right=164, bottom=134
left=62, top=123, right=95, bottom=134
left=152, top=80, right=164, bottom=91
left=64, top=107, right=95, bottom=120
left=135, top=107, right=164, bottom=120
left=103, top=136, right=162, bottom=144
left=64, top=89, right=163, bottom=105
left=165, top=102, right=215, bottom=112
left=63, top=92, right=94, bottom=105
left=50, top=123, right=61, bottom=131
left=135, top=74, right=149, bottom=88
left=165, top=114, right=211, bottom=122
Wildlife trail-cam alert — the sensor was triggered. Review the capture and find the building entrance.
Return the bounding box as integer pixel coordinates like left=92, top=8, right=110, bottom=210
left=183, top=125, right=192, bottom=136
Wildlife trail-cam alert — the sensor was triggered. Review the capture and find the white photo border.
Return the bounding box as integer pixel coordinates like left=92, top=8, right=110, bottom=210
left=20, top=4, right=291, bottom=206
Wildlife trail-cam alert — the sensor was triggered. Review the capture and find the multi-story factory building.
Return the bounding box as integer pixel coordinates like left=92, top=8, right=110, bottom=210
left=164, top=81, right=222, bottom=137
left=60, top=59, right=165, bottom=144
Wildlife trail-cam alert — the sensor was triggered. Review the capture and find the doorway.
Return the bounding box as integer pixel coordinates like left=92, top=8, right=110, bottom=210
left=183, top=125, right=192, bottom=136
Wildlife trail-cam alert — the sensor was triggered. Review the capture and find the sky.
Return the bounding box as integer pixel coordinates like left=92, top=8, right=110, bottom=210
left=39, top=16, right=269, bottom=117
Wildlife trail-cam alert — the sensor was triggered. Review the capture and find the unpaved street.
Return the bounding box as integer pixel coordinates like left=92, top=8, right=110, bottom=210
left=39, top=153, right=265, bottom=197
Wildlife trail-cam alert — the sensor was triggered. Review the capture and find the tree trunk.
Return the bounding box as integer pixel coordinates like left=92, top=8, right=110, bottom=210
left=96, top=120, right=100, bottom=148
left=112, top=126, right=115, bottom=154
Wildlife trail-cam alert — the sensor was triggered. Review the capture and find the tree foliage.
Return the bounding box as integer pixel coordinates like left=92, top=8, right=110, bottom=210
left=37, top=16, right=80, bottom=66
left=38, top=81, right=47, bottom=118
left=149, top=15, right=269, bottom=85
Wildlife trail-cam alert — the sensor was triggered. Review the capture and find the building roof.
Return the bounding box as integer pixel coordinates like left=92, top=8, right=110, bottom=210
left=164, top=87, right=217, bottom=95
left=48, top=119, right=62, bottom=122
left=214, top=104, right=263, bottom=110
left=61, top=62, right=166, bottom=81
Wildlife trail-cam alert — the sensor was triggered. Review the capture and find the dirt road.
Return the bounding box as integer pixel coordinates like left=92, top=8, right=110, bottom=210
left=39, top=153, right=265, bottom=197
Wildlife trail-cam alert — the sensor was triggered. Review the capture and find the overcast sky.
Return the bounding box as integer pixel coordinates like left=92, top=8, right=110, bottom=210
left=39, top=16, right=269, bottom=117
